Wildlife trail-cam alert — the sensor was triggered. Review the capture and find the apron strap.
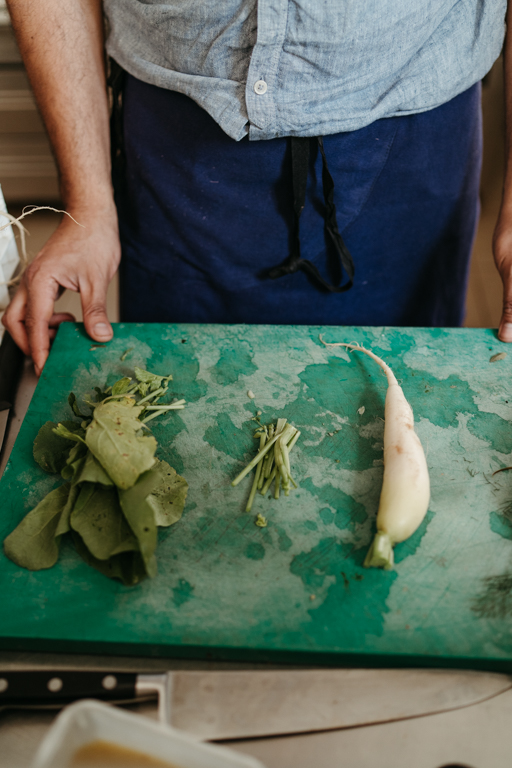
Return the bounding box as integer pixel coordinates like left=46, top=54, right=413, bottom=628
left=107, top=57, right=126, bottom=185
left=268, top=136, right=355, bottom=293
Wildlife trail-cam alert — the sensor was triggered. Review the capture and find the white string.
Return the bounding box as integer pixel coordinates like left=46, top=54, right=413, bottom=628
left=0, top=206, right=84, bottom=288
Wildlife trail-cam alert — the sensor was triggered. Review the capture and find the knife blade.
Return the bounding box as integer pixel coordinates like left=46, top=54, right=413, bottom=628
left=230, top=685, right=512, bottom=768
left=0, top=330, right=24, bottom=456
left=1, top=668, right=511, bottom=740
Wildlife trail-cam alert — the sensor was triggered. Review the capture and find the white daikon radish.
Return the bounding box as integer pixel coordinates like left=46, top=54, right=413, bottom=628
left=321, top=340, right=430, bottom=570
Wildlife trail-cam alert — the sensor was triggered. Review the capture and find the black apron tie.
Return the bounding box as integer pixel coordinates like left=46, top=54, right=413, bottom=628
left=268, top=136, right=355, bottom=293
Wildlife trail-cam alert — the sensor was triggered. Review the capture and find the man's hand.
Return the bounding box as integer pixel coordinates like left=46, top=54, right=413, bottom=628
left=5, top=0, right=117, bottom=370
left=2, top=206, right=121, bottom=375
left=493, top=210, right=512, bottom=342
left=495, top=0, right=512, bottom=341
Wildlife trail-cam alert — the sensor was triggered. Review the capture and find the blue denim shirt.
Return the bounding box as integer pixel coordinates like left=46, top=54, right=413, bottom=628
left=104, top=0, right=506, bottom=141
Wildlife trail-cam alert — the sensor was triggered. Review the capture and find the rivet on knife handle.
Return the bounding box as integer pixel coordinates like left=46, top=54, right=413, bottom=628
left=0, top=670, right=138, bottom=706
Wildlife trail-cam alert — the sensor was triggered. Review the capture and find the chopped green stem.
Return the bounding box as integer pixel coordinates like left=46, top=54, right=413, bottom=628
left=100, top=394, right=136, bottom=404
left=274, top=442, right=288, bottom=489
left=260, top=426, right=274, bottom=484
left=363, top=531, right=394, bottom=570
left=144, top=403, right=185, bottom=410
left=281, top=449, right=292, bottom=494
left=246, top=467, right=263, bottom=512
left=141, top=412, right=162, bottom=424
left=231, top=430, right=285, bottom=487
left=257, top=428, right=270, bottom=489
left=274, top=425, right=295, bottom=488
left=138, top=387, right=166, bottom=405
left=257, top=462, right=267, bottom=490
left=246, top=433, right=267, bottom=512
left=150, top=387, right=169, bottom=402
left=257, top=453, right=268, bottom=489
left=53, top=424, right=87, bottom=444
left=282, top=423, right=297, bottom=441
left=275, top=418, right=287, bottom=436
left=141, top=407, right=183, bottom=424
left=233, top=418, right=301, bottom=502
left=260, top=467, right=277, bottom=496
left=287, top=430, right=301, bottom=451
left=281, top=441, right=292, bottom=475
left=120, top=347, right=134, bottom=362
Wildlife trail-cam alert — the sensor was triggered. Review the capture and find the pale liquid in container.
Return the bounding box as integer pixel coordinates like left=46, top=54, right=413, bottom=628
left=69, top=739, right=181, bottom=768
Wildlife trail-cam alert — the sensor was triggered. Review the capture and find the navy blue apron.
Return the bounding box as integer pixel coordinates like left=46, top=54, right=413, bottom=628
left=114, top=73, right=482, bottom=327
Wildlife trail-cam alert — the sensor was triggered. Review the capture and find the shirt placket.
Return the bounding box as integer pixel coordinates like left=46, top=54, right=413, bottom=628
left=246, top=0, right=289, bottom=140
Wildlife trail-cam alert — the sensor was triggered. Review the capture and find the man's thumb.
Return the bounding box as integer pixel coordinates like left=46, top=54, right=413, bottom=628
left=498, top=289, right=512, bottom=342
left=82, top=287, right=113, bottom=343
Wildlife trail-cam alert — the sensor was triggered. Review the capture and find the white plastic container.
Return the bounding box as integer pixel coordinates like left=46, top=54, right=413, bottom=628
left=31, top=699, right=266, bottom=768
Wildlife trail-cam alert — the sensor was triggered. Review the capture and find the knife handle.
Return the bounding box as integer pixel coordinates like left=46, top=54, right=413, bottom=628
left=0, top=670, right=138, bottom=707
left=0, top=330, right=24, bottom=407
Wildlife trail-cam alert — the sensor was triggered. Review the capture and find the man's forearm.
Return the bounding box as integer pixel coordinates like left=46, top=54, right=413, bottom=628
left=6, top=0, right=114, bottom=213
left=490, top=0, right=512, bottom=341
left=502, top=2, right=512, bottom=213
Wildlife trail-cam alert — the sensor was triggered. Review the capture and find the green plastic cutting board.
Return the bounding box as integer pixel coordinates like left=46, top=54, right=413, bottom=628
left=2, top=322, right=512, bottom=669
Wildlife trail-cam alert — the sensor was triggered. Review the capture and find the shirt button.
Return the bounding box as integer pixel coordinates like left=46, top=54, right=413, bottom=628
left=254, top=79, right=268, bottom=95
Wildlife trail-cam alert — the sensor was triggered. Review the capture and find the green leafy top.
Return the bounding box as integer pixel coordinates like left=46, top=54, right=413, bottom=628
left=85, top=399, right=157, bottom=490
left=111, top=377, right=133, bottom=396
left=33, top=420, right=84, bottom=474
left=4, top=366, right=188, bottom=586
left=134, top=367, right=172, bottom=387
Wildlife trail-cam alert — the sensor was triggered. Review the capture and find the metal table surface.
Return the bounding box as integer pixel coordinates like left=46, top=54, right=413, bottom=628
left=0, top=355, right=510, bottom=768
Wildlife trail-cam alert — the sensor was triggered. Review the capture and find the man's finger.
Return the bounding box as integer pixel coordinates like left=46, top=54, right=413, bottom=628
left=48, top=313, right=76, bottom=342
left=498, top=266, right=512, bottom=342
left=49, top=312, right=76, bottom=328
left=25, top=275, right=62, bottom=375
left=80, top=278, right=113, bottom=343
left=2, top=284, right=30, bottom=356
